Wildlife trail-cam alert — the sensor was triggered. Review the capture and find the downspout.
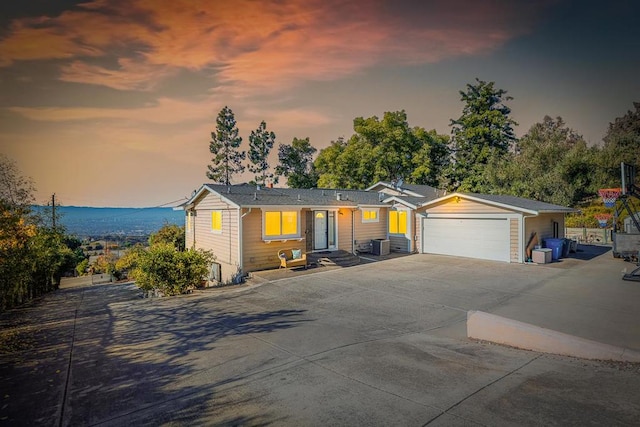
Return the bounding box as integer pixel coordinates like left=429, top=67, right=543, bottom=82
left=352, top=208, right=357, bottom=255
left=239, top=208, right=252, bottom=274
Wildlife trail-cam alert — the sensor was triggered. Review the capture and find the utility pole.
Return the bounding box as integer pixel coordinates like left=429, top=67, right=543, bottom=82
left=51, top=193, right=56, bottom=229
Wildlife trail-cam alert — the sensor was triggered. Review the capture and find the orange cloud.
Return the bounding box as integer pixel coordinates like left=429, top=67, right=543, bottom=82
left=0, top=0, right=553, bottom=93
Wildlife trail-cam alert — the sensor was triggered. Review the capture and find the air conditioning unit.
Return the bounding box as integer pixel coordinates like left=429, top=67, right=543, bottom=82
left=371, top=239, right=390, bottom=256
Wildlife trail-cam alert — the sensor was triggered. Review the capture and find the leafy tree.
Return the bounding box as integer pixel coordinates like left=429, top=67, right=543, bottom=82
left=207, top=106, right=245, bottom=185
left=355, top=111, right=419, bottom=182
left=0, top=154, right=35, bottom=207
left=0, top=156, right=82, bottom=309
left=315, top=111, right=450, bottom=189
left=410, top=128, right=450, bottom=187
left=149, top=223, right=185, bottom=251
left=315, top=136, right=376, bottom=189
left=276, top=137, right=319, bottom=188
left=445, top=78, right=517, bottom=192
left=248, top=121, right=276, bottom=186
left=76, top=258, right=90, bottom=276
left=483, top=116, right=597, bottom=206
left=597, top=102, right=640, bottom=189
left=127, top=244, right=214, bottom=296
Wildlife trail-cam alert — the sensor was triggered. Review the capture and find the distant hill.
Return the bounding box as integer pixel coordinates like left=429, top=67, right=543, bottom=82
left=32, top=206, right=184, bottom=237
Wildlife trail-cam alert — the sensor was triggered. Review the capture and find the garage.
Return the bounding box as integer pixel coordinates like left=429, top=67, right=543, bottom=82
left=422, top=216, right=510, bottom=262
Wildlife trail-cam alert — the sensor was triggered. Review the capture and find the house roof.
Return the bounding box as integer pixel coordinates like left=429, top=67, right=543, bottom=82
left=365, top=181, right=444, bottom=199
left=381, top=195, right=426, bottom=209
left=186, top=184, right=388, bottom=209
left=420, top=192, right=578, bottom=214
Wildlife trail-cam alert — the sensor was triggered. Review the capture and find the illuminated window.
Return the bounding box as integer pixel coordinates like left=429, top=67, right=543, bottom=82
left=389, top=210, right=407, bottom=234
left=187, top=211, right=192, bottom=233
left=211, top=210, right=222, bottom=233
left=362, top=208, right=379, bottom=223
left=264, top=210, right=299, bottom=238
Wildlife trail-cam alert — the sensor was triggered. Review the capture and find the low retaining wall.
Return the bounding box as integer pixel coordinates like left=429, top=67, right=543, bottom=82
left=467, top=310, right=640, bottom=362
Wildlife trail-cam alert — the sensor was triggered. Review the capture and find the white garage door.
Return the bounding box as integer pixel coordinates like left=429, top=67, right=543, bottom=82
left=422, top=217, right=510, bottom=262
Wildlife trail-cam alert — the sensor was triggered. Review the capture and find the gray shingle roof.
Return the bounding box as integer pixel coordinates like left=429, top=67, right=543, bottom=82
left=399, top=183, right=444, bottom=199
left=202, top=184, right=387, bottom=207
left=462, top=193, right=577, bottom=213
left=367, top=181, right=444, bottom=200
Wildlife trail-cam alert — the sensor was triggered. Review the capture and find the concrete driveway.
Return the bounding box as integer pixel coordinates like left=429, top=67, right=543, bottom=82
left=1, top=245, right=639, bottom=425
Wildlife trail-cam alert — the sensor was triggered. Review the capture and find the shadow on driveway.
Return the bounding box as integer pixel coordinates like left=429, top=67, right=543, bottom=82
left=0, top=282, right=308, bottom=425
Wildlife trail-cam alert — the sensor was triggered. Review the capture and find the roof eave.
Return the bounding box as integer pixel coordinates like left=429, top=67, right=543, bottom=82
left=418, top=192, right=540, bottom=215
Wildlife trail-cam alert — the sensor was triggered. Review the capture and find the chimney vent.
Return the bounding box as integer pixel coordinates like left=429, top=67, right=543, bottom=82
left=336, top=193, right=343, bottom=201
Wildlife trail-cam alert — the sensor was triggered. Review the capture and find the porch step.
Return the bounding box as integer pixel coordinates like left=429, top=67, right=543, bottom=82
left=307, top=250, right=361, bottom=268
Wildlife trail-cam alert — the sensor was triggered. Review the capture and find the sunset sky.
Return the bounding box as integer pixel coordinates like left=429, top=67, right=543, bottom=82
left=1, top=0, right=639, bottom=207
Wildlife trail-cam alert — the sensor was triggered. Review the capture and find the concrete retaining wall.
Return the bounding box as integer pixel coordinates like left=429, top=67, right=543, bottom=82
left=467, top=310, right=640, bottom=362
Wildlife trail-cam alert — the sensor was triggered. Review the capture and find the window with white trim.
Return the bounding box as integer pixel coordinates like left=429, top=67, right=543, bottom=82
left=362, top=208, right=380, bottom=223
left=263, top=210, right=300, bottom=239
left=389, top=210, right=407, bottom=234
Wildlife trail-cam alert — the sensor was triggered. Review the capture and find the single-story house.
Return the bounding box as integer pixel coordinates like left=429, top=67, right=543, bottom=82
left=182, top=184, right=403, bottom=283
left=181, top=182, right=576, bottom=283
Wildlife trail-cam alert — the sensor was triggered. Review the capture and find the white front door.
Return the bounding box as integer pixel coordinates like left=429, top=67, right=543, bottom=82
left=314, top=211, right=328, bottom=250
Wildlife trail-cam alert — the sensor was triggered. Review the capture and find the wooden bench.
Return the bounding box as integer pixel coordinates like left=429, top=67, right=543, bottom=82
left=278, top=249, right=307, bottom=269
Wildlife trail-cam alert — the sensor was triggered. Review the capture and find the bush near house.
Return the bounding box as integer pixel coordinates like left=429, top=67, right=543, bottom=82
left=123, top=243, right=214, bottom=296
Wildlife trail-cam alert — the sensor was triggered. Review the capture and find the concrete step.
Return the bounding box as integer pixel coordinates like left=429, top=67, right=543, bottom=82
left=307, top=250, right=360, bottom=268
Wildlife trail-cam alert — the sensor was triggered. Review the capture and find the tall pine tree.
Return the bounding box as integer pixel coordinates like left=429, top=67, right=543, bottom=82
left=445, top=79, right=517, bottom=192
left=248, top=121, right=276, bottom=186
left=207, top=106, right=245, bottom=185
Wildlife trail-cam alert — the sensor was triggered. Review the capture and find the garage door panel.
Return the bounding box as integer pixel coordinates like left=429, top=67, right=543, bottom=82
left=422, top=217, right=510, bottom=262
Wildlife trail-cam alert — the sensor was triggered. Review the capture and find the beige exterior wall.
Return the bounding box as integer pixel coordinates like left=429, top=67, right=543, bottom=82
left=353, top=207, right=388, bottom=250
left=337, top=208, right=353, bottom=252
left=191, top=192, right=240, bottom=283
left=185, top=210, right=194, bottom=249
left=510, top=218, right=520, bottom=262
left=426, top=198, right=512, bottom=214
left=524, top=213, right=565, bottom=246
left=241, top=208, right=307, bottom=273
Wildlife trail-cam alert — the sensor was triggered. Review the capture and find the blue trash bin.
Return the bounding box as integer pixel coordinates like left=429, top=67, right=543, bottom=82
left=544, top=238, right=564, bottom=261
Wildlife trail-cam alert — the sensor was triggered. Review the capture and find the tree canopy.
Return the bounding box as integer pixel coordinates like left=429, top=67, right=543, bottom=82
left=314, top=111, right=449, bottom=189
left=0, top=156, right=79, bottom=310
left=275, top=137, right=319, bottom=188
left=483, top=116, right=597, bottom=206
left=445, top=78, right=517, bottom=192
left=206, top=94, right=639, bottom=212
left=597, top=102, right=640, bottom=189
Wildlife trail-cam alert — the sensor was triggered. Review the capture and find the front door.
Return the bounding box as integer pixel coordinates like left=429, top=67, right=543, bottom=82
left=314, top=211, right=328, bottom=250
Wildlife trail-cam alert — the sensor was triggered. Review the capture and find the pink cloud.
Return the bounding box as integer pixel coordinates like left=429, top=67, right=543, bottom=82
left=0, top=0, right=554, bottom=92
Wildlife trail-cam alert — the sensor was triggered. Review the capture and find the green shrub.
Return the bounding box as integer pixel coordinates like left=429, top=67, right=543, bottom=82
left=127, top=244, right=214, bottom=296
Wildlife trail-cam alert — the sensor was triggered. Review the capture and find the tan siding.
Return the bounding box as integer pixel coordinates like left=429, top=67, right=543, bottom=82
left=510, top=218, right=520, bottom=262
left=185, top=211, right=194, bottom=249
left=242, top=208, right=307, bottom=272
left=338, top=208, right=353, bottom=252
left=415, top=214, right=423, bottom=253
left=426, top=198, right=511, bottom=214
left=525, top=213, right=565, bottom=245
left=353, top=208, right=387, bottom=249
left=192, top=192, right=239, bottom=283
